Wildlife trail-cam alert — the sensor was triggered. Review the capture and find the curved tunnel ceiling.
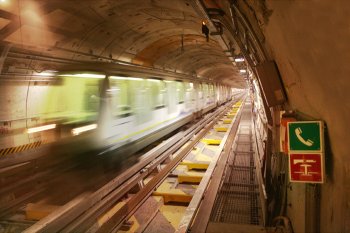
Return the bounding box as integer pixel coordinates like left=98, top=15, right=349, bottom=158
left=0, top=0, right=246, bottom=88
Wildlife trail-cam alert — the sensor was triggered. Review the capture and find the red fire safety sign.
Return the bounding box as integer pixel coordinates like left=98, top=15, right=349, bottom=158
left=289, top=153, right=324, bottom=183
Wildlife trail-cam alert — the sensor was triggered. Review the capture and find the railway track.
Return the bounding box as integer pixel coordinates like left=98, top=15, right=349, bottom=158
left=0, top=96, right=245, bottom=233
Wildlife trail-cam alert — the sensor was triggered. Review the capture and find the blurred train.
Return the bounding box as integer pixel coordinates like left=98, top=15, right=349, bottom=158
left=33, top=71, right=233, bottom=153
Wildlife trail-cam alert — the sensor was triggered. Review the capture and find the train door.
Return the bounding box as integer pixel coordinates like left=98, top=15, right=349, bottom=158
left=203, top=83, right=209, bottom=106
left=108, top=78, right=132, bottom=118
left=59, top=74, right=103, bottom=124
left=209, top=84, right=214, bottom=105
left=196, top=83, right=203, bottom=111
left=176, top=81, right=185, bottom=113
left=134, top=79, right=152, bottom=124
left=184, top=82, right=194, bottom=111
left=165, top=80, right=177, bottom=114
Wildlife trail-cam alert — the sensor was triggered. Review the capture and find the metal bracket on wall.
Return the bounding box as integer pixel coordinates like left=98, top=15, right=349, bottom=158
left=0, top=44, right=12, bottom=74
left=210, top=21, right=223, bottom=36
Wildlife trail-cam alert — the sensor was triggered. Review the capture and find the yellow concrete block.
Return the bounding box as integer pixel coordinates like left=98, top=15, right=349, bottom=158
left=153, top=181, right=196, bottom=203
left=26, top=203, right=59, bottom=220
left=198, top=152, right=214, bottom=161
left=214, top=127, right=228, bottom=132
left=180, top=150, right=213, bottom=170
left=173, top=164, right=190, bottom=174
left=201, top=138, right=221, bottom=145
left=181, top=161, right=209, bottom=170
left=223, top=119, right=232, bottom=124
left=160, top=204, right=187, bottom=229
left=119, top=215, right=140, bottom=233
left=178, top=172, right=203, bottom=183
left=98, top=201, right=126, bottom=226
left=119, top=196, right=162, bottom=233
left=226, top=114, right=235, bottom=118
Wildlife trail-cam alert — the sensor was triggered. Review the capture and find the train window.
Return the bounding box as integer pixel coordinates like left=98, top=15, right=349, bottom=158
left=185, top=82, right=193, bottom=91
left=149, top=79, right=166, bottom=109
left=176, top=82, right=185, bottom=104
left=84, top=83, right=100, bottom=112
left=203, top=84, right=209, bottom=98
left=198, top=83, right=203, bottom=99
left=60, top=77, right=101, bottom=123
left=109, top=80, right=132, bottom=117
left=210, top=84, right=214, bottom=97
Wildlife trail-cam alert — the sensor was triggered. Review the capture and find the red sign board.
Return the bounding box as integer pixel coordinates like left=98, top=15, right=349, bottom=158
left=289, top=153, right=324, bottom=183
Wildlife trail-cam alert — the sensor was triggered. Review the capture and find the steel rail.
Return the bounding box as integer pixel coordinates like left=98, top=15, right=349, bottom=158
left=23, top=102, right=231, bottom=233
left=63, top=120, right=215, bottom=232
left=73, top=103, right=231, bottom=232
left=95, top=103, right=233, bottom=233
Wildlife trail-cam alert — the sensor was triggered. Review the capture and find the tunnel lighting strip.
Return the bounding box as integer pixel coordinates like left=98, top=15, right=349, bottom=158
left=239, top=69, right=247, bottom=73
left=27, top=124, right=56, bottom=134
left=71, top=124, right=97, bottom=136
left=58, top=74, right=106, bottom=79
left=109, top=76, right=143, bottom=81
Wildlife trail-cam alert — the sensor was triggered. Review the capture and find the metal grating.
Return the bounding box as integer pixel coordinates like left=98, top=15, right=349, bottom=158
left=210, top=103, right=262, bottom=225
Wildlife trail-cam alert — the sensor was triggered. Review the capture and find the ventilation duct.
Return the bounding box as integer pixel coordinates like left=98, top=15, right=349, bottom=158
left=255, top=61, right=286, bottom=107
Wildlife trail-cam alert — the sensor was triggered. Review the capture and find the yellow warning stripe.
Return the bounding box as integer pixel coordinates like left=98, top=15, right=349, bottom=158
left=0, top=141, right=43, bottom=157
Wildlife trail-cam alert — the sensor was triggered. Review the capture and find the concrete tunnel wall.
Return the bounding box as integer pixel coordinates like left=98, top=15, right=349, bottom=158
left=0, top=81, right=60, bottom=148
left=241, top=1, right=350, bottom=232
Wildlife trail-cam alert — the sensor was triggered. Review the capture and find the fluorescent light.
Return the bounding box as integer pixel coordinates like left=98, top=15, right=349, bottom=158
left=187, top=82, right=194, bottom=91
left=147, top=79, right=161, bottom=82
left=35, top=72, right=55, bottom=77
left=108, top=88, right=120, bottom=91
left=58, top=74, right=106, bottom=79
left=109, top=76, right=143, bottom=81
left=71, top=124, right=97, bottom=136
left=235, top=57, right=245, bottom=62
left=27, top=124, right=56, bottom=134
left=239, top=69, right=247, bottom=73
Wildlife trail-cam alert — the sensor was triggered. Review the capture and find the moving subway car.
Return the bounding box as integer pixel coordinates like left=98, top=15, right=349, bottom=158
left=9, top=71, right=233, bottom=158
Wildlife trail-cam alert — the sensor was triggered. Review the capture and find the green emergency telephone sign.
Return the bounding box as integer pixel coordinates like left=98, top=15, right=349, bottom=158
left=288, top=121, right=323, bottom=152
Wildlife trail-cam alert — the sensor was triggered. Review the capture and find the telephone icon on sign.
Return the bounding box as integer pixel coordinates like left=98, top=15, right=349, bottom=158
left=295, top=127, right=314, bottom=146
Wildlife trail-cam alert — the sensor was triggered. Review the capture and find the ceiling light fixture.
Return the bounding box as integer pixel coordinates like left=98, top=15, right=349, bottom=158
left=235, top=57, right=245, bottom=62
left=58, top=73, right=106, bottom=79
left=35, top=72, right=55, bottom=77
left=110, top=76, right=142, bottom=81
left=147, top=78, right=161, bottom=82
left=239, top=69, right=247, bottom=73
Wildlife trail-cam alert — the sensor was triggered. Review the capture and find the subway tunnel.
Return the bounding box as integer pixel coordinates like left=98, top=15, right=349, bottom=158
left=0, top=0, right=349, bottom=232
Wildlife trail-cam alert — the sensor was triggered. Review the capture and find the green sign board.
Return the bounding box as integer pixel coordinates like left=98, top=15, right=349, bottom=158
left=288, top=121, right=323, bottom=152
